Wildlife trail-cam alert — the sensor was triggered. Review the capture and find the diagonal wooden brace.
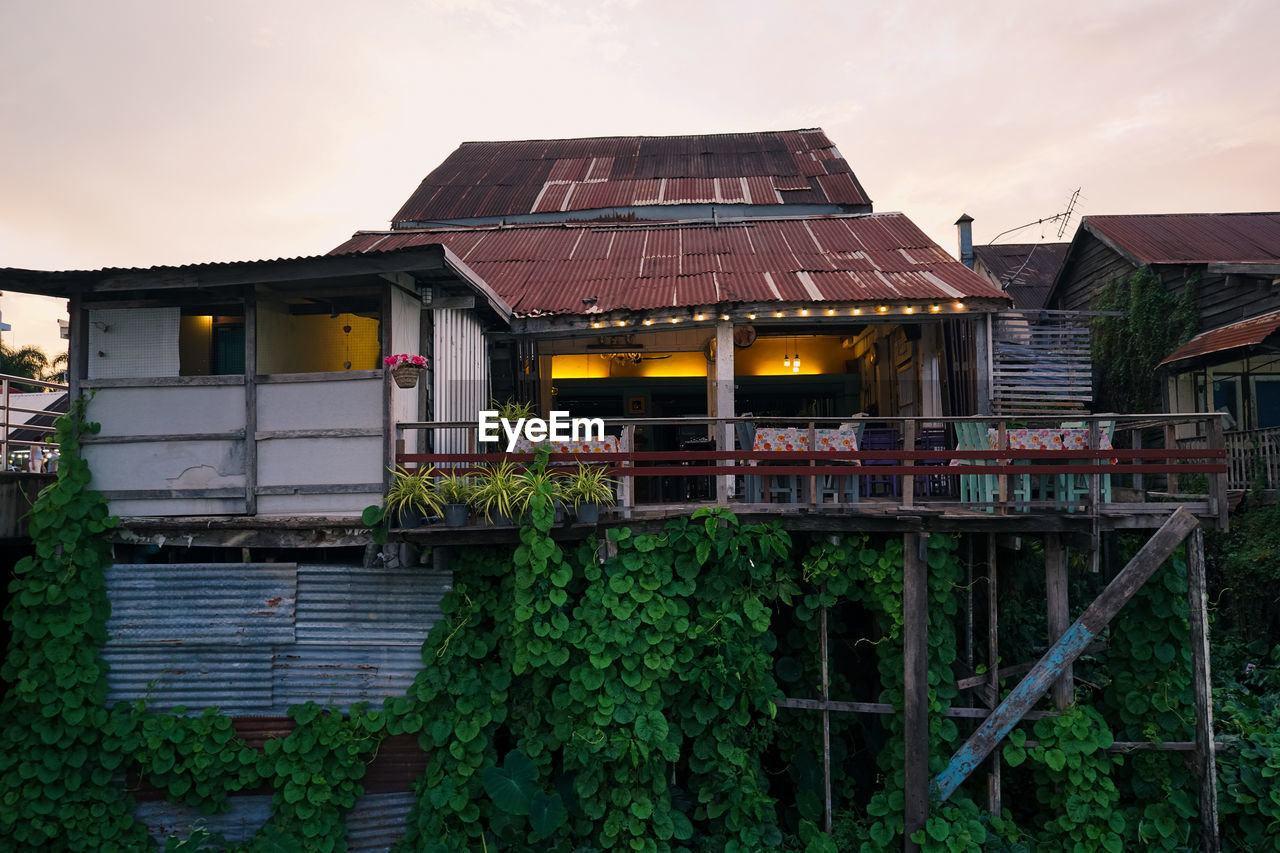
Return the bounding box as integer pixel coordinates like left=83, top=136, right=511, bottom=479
left=934, top=506, right=1201, bottom=801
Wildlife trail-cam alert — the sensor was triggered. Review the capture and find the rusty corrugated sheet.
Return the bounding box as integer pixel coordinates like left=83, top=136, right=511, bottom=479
left=1085, top=213, right=1280, bottom=265
left=1159, top=309, right=1280, bottom=365
left=972, top=242, right=1070, bottom=310
left=335, top=214, right=1008, bottom=316
left=390, top=129, right=872, bottom=223
left=101, top=562, right=452, bottom=716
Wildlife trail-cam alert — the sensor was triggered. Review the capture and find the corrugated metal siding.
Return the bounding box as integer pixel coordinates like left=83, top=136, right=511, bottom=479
left=432, top=308, right=488, bottom=455
left=102, top=562, right=451, bottom=715
left=338, top=215, right=1008, bottom=317
left=135, top=792, right=413, bottom=852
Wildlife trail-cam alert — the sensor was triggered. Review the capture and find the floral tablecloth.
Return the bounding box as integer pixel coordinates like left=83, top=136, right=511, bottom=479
left=510, top=436, right=622, bottom=455
left=985, top=428, right=1113, bottom=452
left=752, top=426, right=860, bottom=458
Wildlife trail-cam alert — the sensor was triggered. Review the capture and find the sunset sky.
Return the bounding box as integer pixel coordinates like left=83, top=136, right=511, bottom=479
left=2, top=0, right=1277, bottom=356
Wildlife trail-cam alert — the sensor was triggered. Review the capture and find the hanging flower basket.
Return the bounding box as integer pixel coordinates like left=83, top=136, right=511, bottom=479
left=385, top=354, right=427, bottom=389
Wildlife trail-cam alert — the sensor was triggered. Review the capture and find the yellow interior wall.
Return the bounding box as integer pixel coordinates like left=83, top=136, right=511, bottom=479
left=551, top=334, right=861, bottom=379
left=552, top=351, right=708, bottom=379
left=257, top=303, right=380, bottom=374
left=734, top=335, right=853, bottom=376
left=179, top=315, right=212, bottom=376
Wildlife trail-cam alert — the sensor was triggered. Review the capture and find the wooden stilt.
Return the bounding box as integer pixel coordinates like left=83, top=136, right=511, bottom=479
left=1045, top=534, right=1073, bottom=709
left=987, top=534, right=1001, bottom=816
left=903, top=532, right=929, bottom=852
left=820, top=600, right=833, bottom=835
left=1188, top=528, right=1220, bottom=852
left=935, top=507, right=1200, bottom=799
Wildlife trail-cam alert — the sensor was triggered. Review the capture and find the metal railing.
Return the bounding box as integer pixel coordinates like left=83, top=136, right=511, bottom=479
left=392, top=413, right=1229, bottom=524
left=1, top=373, right=67, bottom=471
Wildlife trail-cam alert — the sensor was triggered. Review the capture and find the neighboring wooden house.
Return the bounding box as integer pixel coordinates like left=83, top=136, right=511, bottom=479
left=1046, top=212, right=1280, bottom=432
left=972, top=242, right=1069, bottom=311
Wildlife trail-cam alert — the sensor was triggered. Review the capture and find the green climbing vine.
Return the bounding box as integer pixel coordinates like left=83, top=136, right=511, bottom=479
left=1090, top=267, right=1198, bottom=413
left=3, top=403, right=1278, bottom=851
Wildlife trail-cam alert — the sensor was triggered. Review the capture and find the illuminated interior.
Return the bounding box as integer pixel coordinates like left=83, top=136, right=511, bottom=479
left=550, top=335, right=857, bottom=380
left=256, top=299, right=381, bottom=374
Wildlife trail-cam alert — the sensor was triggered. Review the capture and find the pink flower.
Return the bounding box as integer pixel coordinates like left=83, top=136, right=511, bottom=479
left=385, top=353, right=428, bottom=369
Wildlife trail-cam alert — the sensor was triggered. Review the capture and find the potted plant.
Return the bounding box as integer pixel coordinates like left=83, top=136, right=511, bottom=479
left=471, top=460, right=532, bottom=525
left=491, top=398, right=536, bottom=421
left=520, top=466, right=564, bottom=525
left=558, top=463, right=617, bottom=525
left=383, top=465, right=443, bottom=529
left=434, top=471, right=476, bottom=528
left=385, top=353, right=428, bottom=389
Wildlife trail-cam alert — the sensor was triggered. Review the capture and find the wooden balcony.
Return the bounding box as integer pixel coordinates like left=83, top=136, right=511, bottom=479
left=394, top=413, right=1232, bottom=537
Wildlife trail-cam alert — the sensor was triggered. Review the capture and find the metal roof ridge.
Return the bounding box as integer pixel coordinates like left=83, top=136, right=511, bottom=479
left=365, top=211, right=905, bottom=237
left=455, top=128, right=828, bottom=146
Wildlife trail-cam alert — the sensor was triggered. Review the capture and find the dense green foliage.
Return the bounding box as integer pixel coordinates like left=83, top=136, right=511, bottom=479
left=3, top=405, right=1280, bottom=850
left=1090, top=267, right=1197, bottom=413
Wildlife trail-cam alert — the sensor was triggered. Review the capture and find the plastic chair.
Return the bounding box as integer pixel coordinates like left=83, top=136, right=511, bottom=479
left=954, top=422, right=995, bottom=512
left=1059, top=420, right=1115, bottom=510
left=859, top=427, right=900, bottom=498
left=819, top=421, right=864, bottom=505
left=915, top=426, right=951, bottom=497
left=734, top=420, right=762, bottom=503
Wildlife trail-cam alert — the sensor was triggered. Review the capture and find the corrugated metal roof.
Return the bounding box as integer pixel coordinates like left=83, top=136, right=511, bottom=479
left=333, top=214, right=1008, bottom=316
left=972, top=242, right=1070, bottom=310
left=391, top=129, right=873, bottom=223
left=1159, top=309, right=1280, bottom=366
left=1085, top=213, right=1280, bottom=265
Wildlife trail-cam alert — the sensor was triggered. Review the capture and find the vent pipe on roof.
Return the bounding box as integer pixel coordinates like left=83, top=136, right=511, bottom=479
left=955, top=214, right=974, bottom=269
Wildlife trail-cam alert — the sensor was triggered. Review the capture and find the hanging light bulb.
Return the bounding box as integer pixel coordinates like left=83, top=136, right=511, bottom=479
left=783, top=338, right=791, bottom=368
left=793, top=338, right=801, bottom=371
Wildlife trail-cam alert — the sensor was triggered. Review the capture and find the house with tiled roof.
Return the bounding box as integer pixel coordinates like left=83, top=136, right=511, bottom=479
left=1046, top=212, right=1280, bottom=437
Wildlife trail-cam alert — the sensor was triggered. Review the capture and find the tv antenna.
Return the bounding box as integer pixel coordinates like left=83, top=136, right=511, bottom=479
left=988, top=187, right=1083, bottom=244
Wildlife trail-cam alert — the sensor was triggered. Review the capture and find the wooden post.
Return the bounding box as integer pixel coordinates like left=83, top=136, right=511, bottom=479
left=935, top=507, right=1201, bottom=799
left=1132, top=427, right=1144, bottom=495
left=714, top=321, right=735, bottom=503
left=244, top=289, right=258, bottom=516
left=986, top=535, right=1002, bottom=816
left=1087, top=419, right=1101, bottom=515
left=808, top=421, right=818, bottom=508
left=1045, top=534, right=1072, bottom=709
left=1165, top=423, right=1180, bottom=495
left=902, top=418, right=916, bottom=508
left=1188, top=528, right=1221, bottom=852
left=904, top=532, right=929, bottom=852
left=820, top=600, right=833, bottom=835
left=621, top=424, right=635, bottom=518
left=996, top=419, right=1008, bottom=512
left=1206, top=415, right=1228, bottom=529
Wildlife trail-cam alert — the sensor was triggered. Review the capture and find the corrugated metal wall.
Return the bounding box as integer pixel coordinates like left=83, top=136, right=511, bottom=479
left=432, top=307, right=489, bottom=456
left=135, top=792, right=415, bottom=853
left=104, top=561, right=449, bottom=849
left=103, top=562, right=451, bottom=715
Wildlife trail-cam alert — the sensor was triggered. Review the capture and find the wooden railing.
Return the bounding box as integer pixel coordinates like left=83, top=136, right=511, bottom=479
left=393, top=414, right=1229, bottom=524
left=1, top=373, right=66, bottom=471
left=1177, top=425, right=1280, bottom=491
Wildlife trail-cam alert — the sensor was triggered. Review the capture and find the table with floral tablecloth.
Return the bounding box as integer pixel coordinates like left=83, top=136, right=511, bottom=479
left=984, top=428, right=1113, bottom=453
left=751, top=426, right=861, bottom=455
left=510, top=435, right=622, bottom=456
left=749, top=425, right=861, bottom=503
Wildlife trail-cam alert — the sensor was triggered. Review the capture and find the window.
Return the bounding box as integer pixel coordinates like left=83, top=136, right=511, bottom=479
left=255, top=293, right=381, bottom=375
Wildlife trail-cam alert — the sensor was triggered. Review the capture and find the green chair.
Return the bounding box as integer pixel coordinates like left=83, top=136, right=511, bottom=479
left=1058, top=420, right=1114, bottom=510
left=954, top=422, right=995, bottom=512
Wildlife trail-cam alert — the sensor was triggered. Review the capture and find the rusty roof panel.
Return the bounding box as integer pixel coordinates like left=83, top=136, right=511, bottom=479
left=337, top=213, right=1008, bottom=314
left=743, top=176, right=780, bottom=204
left=1160, top=309, right=1280, bottom=365
left=392, top=129, right=871, bottom=222
left=1086, top=213, right=1280, bottom=265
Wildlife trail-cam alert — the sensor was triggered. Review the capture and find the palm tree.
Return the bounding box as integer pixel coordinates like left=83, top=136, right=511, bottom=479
left=0, top=343, right=62, bottom=390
